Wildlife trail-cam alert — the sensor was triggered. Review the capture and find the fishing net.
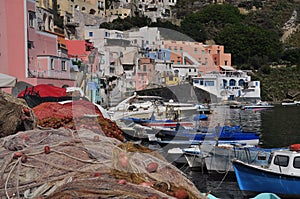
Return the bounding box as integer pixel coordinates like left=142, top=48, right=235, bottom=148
left=32, top=101, right=124, bottom=141
left=0, top=128, right=207, bottom=199
left=0, top=91, right=37, bottom=138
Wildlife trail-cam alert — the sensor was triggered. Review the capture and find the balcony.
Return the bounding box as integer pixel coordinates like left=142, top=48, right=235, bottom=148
left=30, top=70, right=77, bottom=80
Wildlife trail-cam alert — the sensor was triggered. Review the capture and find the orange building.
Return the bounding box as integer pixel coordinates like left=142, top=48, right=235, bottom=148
left=162, top=40, right=231, bottom=75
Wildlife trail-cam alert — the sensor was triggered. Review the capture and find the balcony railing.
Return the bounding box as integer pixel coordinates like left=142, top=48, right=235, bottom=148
left=30, top=70, right=77, bottom=80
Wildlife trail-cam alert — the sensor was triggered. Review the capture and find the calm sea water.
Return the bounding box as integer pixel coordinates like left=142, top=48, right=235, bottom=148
left=178, top=105, right=300, bottom=199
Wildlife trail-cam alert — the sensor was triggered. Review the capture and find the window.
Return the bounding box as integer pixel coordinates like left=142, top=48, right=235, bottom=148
left=61, top=60, right=66, bottom=71
left=143, top=65, right=146, bottom=71
left=229, top=79, right=236, bottom=86
left=274, top=155, right=289, bottom=167
left=109, top=67, right=115, bottom=73
left=28, top=41, right=34, bottom=49
left=293, top=157, right=300, bottom=169
left=89, top=32, right=93, bottom=37
left=225, top=60, right=228, bottom=65
left=28, top=11, right=36, bottom=28
left=194, top=80, right=199, bottom=84
left=205, top=81, right=214, bottom=86
left=50, top=59, right=54, bottom=70
left=238, top=79, right=245, bottom=86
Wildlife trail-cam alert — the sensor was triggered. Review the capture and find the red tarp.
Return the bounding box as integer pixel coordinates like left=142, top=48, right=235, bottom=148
left=18, top=84, right=67, bottom=98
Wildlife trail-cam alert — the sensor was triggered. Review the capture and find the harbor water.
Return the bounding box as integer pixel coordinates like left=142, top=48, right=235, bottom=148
left=155, top=105, right=300, bottom=199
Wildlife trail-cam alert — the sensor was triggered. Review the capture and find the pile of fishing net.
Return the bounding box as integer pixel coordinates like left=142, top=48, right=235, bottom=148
left=0, top=90, right=36, bottom=138
left=0, top=128, right=207, bottom=199
left=32, top=100, right=124, bottom=141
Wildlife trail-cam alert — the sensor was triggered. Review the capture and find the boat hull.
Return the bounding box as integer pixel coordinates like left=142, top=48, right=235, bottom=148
left=233, top=160, right=300, bottom=198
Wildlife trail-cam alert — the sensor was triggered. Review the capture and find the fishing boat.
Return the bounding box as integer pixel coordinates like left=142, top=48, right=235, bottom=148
left=204, top=192, right=280, bottom=199
left=233, top=144, right=300, bottom=198
left=186, top=144, right=281, bottom=172
left=241, top=100, right=274, bottom=110
left=281, top=100, right=300, bottom=106
left=166, top=147, right=188, bottom=164
left=116, top=119, right=158, bottom=141
left=196, top=103, right=212, bottom=114
left=156, top=125, right=261, bottom=146
left=108, top=93, right=198, bottom=121
left=120, top=117, right=195, bottom=129
left=108, top=93, right=164, bottom=121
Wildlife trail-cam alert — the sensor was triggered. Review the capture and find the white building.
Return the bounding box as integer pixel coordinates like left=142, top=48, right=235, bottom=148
left=126, top=26, right=162, bottom=50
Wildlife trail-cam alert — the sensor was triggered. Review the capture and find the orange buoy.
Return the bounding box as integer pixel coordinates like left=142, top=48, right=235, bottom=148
left=289, top=144, right=300, bottom=151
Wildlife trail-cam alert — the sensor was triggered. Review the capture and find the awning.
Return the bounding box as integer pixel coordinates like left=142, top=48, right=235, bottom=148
left=0, top=73, right=17, bottom=88
left=220, top=65, right=236, bottom=71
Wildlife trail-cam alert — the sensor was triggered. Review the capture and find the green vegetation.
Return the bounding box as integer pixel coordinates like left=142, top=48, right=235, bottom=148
left=255, top=67, right=300, bottom=102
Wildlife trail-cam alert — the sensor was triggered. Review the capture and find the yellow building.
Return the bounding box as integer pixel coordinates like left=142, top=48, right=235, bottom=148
left=56, top=0, right=105, bottom=20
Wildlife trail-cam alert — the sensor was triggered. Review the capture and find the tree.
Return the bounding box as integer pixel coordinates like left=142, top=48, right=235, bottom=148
left=180, top=4, right=244, bottom=40
left=215, top=24, right=283, bottom=68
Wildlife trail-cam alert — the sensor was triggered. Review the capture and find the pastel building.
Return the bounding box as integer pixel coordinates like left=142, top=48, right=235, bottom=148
left=127, top=26, right=162, bottom=50
left=85, top=27, right=125, bottom=49
left=145, top=49, right=178, bottom=85
left=162, top=40, right=231, bottom=76
left=0, top=0, right=75, bottom=95
left=65, top=40, right=102, bottom=102
left=56, top=0, right=105, bottom=18
left=135, top=57, right=156, bottom=90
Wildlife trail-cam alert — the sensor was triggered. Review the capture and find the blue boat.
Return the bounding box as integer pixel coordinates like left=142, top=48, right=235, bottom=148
left=120, top=117, right=195, bottom=128
left=233, top=144, right=300, bottom=198
left=156, top=125, right=261, bottom=146
left=203, top=192, right=280, bottom=199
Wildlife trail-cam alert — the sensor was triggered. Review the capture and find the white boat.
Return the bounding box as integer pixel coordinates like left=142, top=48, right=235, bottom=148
left=233, top=144, right=300, bottom=198
left=193, top=68, right=261, bottom=102
left=116, top=120, right=158, bottom=141
left=202, top=144, right=277, bottom=172
left=196, top=103, right=212, bottom=114
left=108, top=93, right=165, bottom=121
left=182, top=143, right=277, bottom=171
left=108, top=92, right=198, bottom=121
left=241, top=100, right=274, bottom=110
left=166, top=147, right=187, bottom=164
left=183, top=146, right=207, bottom=169
left=281, top=100, right=300, bottom=106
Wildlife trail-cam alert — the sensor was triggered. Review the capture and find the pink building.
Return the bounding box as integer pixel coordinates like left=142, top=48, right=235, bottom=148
left=0, top=0, right=75, bottom=95
left=135, top=58, right=156, bottom=91
left=162, top=40, right=231, bottom=75
left=65, top=40, right=100, bottom=73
